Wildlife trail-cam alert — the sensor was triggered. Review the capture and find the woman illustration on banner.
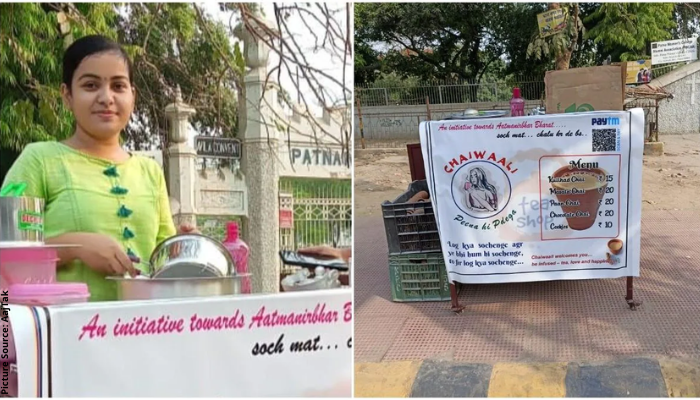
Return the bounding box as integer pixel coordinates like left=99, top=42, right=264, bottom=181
left=463, top=167, right=498, bottom=212
left=2, top=35, right=196, bottom=301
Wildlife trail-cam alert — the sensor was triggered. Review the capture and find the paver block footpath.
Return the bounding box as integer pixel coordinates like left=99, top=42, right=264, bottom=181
left=354, top=358, right=700, bottom=397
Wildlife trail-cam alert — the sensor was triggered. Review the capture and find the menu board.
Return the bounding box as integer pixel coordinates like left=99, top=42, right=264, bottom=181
left=419, top=110, right=643, bottom=284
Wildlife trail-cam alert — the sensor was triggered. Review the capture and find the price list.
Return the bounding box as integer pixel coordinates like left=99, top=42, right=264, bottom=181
left=596, top=173, right=616, bottom=230
left=540, top=155, right=621, bottom=240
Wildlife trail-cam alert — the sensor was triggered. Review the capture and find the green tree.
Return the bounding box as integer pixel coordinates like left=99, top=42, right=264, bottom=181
left=672, top=3, right=700, bottom=38
left=0, top=3, right=117, bottom=151
left=584, top=3, right=677, bottom=61
left=117, top=3, right=244, bottom=149
left=527, top=3, right=586, bottom=70
left=355, top=3, right=695, bottom=85
left=0, top=3, right=243, bottom=153
left=353, top=5, right=382, bottom=86
left=354, top=3, right=594, bottom=83
left=494, top=3, right=555, bottom=77
left=354, top=43, right=382, bottom=87
left=354, top=3, right=509, bottom=83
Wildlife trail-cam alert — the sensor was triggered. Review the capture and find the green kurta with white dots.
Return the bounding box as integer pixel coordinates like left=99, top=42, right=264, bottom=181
left=3, top=142, right=177, bottom=301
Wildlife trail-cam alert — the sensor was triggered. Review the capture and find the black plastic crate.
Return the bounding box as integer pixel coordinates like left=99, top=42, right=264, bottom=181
left=382, top=180, right=442, bottom=254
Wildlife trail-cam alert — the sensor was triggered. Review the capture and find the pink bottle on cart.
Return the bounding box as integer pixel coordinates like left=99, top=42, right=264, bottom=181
left=222, top=222, right=251, bottom=294
left=510, top=87, right=525, bottom=117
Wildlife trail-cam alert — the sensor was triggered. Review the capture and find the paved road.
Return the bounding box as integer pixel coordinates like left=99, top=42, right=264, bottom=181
left=353, top=211, right=700, bottom=397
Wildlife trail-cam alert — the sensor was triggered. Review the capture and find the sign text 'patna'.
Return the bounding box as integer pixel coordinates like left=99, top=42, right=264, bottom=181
left=195, top=136, right=242, bottom=159
left=290, top=147, right=350, bottom=167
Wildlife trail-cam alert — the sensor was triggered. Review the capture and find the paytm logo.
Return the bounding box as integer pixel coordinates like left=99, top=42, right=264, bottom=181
left=592, top=117, right=620, bottom=126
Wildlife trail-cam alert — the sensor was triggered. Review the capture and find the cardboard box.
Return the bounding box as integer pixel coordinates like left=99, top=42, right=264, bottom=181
left=545, top=65, right=626, bottom=113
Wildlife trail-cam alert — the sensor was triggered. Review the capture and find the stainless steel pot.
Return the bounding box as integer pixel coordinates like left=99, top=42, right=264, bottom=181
left=443, top=110, right=508, bottom=120
left=0, top=197, right=44, bottom=244
left=107, top=275, right=251, bottom=301
left=147, top=234, right=235, bottom=278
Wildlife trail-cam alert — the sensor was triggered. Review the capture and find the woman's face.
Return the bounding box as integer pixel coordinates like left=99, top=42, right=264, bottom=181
left=469, top=170, right=479, bottom=185
left=61, top=51, right=135, bottom=141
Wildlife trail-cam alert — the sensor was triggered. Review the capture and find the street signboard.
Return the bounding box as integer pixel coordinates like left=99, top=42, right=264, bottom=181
left=651, top=37, right=698, bottom=65
left=537, top=9, right=566, bottom=38
left=195, top=136, right=242, bottom=159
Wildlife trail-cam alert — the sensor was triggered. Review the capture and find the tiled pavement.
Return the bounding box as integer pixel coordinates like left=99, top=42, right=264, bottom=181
left=354, top=210, right=700, bottom=396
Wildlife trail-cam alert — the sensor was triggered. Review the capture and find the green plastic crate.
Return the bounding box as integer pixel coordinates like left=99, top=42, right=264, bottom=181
left=389, top=252, right=450, bottom=302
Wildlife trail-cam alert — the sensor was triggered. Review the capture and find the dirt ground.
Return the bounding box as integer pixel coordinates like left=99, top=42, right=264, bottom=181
left=354, top=134, right=700, bottom=217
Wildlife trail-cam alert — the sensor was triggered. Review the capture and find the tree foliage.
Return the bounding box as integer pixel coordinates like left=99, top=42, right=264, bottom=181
left=355, top=2, right=699, bottom=85
left=117, top=3, right=244, bottom=149
left=527, top=3, right=586, bottom=70
left=353, top=7, right=381, bottom=86
left=0, top=3, right=116, bottom=150
left=673, top=3, right=700, bottom=38
left=585, top=3, right=676, bottom=61
left=0, top=3, right=243, bottom=152
left=354, top=3, right=515, bottom=82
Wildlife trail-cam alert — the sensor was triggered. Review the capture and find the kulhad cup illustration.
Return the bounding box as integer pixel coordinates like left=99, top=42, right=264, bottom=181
left=608, top=238, right=623, bottom=255
left=550, top=165, right=608, bottom=231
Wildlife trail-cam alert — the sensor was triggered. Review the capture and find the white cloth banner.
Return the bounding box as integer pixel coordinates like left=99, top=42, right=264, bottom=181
left=420, top=110, right=643, bottom=285
left=9, top=289, right=352, bottom=397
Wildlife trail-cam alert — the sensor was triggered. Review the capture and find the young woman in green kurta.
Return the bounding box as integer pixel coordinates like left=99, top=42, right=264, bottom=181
left=2, top=35, right=194, bottom=301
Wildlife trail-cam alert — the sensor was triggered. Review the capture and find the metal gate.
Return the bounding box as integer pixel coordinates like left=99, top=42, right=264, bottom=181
left=279, top=177, right=352, bottom=275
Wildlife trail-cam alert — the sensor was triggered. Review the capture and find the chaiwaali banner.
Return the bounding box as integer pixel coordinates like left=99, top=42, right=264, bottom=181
left=10, top=290, right=352, bottom=397
left=420, top=110, right=643, bottom=284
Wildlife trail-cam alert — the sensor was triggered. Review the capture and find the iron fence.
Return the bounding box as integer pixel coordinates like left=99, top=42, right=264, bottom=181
left=278, top=177, right=352, bottom=275
left=356, top=77, right=546, bottom=107
left=355, top=63, right=691, bottom=108
left=650, top=62, right=692, bottom=80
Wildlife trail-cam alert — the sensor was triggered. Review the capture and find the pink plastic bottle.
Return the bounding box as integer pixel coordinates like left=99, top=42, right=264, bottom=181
left=222, top=222, right=251, bottom=294
left=510, top=87, right=525, bottom=117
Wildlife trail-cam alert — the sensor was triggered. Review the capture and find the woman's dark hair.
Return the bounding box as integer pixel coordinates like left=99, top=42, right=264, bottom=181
left=62, top=35, right=133, bottom=88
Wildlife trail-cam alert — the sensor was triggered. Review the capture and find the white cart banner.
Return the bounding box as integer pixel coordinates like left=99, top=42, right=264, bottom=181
left=651, top=37, right=698, bottom=65
left=420, top=110, right=643, bottom=284
left=9, top=290, right=352, bottom=397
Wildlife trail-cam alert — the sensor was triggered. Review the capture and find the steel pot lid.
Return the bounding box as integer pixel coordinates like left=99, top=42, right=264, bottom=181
left=442, top=110, right=508, bottom=120
left=147, top=233, right=236, bottom=278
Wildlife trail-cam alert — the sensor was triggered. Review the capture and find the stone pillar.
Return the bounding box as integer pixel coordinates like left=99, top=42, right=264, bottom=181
left=235, top=13, right=280, bottom=293
left=165, top=86, right=198, bottom=228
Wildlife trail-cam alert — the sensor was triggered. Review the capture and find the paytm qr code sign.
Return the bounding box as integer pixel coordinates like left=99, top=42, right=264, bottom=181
left=591, top=116, right=621, bottom=152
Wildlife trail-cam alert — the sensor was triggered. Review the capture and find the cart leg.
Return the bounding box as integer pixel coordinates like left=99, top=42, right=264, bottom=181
left=450, top=282, right=465, bottom=313
left=625, top=276, right=642, bottom=310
